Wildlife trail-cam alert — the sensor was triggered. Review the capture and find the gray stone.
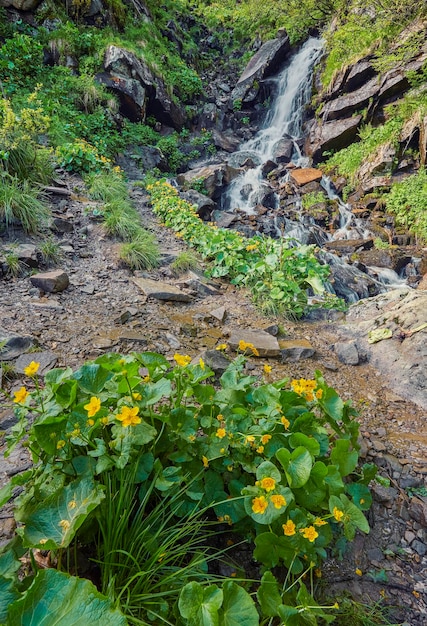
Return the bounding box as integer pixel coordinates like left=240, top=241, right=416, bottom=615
left=203, top=349, right=232, bottom=375
left=133, top=277, right=192, bottom=302
left=372, top=484, right=398, bottom=506
left=30, top=270, right=69, bottom=293
left=0, top=329, right=35, bottom=361
left=280, top=339, right=315, bottom=362
left=408, top=498, right=427, bottom=526
left=180, top=190, right=216, bottom=220
left=334, top=341, right=360, bottom=365
left=305, top=115, right=363, bottom=162
left=227, top=329, right=281, bottom=358
left=178, top=163, right=242, bottom=199
left=209, top=306, right=227, bottom=322
left=15, top=351, right=57, bottom=375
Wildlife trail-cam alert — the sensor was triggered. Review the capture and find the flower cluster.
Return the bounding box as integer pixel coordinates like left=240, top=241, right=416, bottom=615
left=238, top=340, right=259, bottom=356
left=291, top=378, right=323, bottom=402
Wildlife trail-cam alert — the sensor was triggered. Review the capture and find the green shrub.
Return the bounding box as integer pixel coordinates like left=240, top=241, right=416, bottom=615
left=386, top=169, right=427, bottom=242
left=0, top=34, right=44, bottom=88
left=0, top=175, right=50, bottom=234
left=170, top=249, right=200, bottom=275
left=119, top=230, right=160, bottom=269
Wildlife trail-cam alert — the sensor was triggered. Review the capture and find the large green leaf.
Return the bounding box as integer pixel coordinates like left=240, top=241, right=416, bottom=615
left=179, top=582, right=223, bottom=626
left=330, top=439, right=358, bottom=477
left=6, top=569, right=127, bottom=625
left=219, top=581, right=259, bottom=626
left=276, top=447, right=313, bottom=488
left=72, top=363, right=113, bottom=394
left=17, top=475, right=105, bottom=549
left=0, top=575, right=19, bottom=622
left=257, top=571, right=282, bottom=618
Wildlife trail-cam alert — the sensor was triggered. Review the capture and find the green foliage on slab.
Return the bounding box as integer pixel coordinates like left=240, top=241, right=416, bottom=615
left=386, top=168, right=427, bottom=242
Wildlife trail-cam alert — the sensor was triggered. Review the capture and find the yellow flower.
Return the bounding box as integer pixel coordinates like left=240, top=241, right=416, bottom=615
left=24, top=361, right=40, bottom=376
left=68, top=500, right=77, bottom=509
left=84, top=396, right=101, bottom=418
left=245, top=435, right=256, bottom=445
left=238, top=340, right=260, bottom=356
left=300, top=526, right=319, bottom=542
left=174, top=353, right=192, bottom=367
left=216, top=414, right=224, bottom=421
left=39, top=538, right=48, bottom=545
left=271, top=494, right=287, bottom=509
left=188, top=434, right=196, bottom=442
left=142, top=375, right=150, bottom=383
left=355, top=568, right=363, bottom=576
left=101, top=416, right=110, bottom=425
left=202, top=456, right=209, bottom=468
left=132, top=392, right=142, bottom=401
left=263, top=364, right=272, bottom=374
left=87, top=418, right=95, bottom=427
left=256, top=446, right=264, bottom=454
left=216, top=343, right=227, bottom=351
left=314, top=517, right=328, bottom=527
left=260, top=477, right=276, bottom=492
left=199, top=358, right=205, bottom=369
left=282, top=520, right=296, bottom=536
left=252, top=495, right=268, bottom=515
left=333, top=507, right=344, bottom=522
left=56, top=440, right=66, bottom=450
left=261, top=434, right=271, bottom=445
left=116, top=406, right=141, bottom=428
left=281, top=416, right=290, bottom=429
left=59, top=519, right=70, bottom=531
left=13, top=386, right=29, bottom=404
left=216, top=428, right=226, bottom=439
left=316, top=389, right=323, bottom=399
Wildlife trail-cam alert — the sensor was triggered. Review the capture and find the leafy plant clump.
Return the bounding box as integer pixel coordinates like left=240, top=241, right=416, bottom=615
left=147, top=179, right=344, bottom=317
left=385, top=168, right=427, bottom=242
left=1, top=351, right=375, bottom=623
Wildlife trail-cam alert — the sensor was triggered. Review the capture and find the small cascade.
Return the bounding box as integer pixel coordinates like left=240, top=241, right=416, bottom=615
left=224, top=37, right=324, bottom=214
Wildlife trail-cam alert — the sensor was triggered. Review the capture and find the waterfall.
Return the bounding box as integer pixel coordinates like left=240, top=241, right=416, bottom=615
left=225, top=37, right=324, bottom=214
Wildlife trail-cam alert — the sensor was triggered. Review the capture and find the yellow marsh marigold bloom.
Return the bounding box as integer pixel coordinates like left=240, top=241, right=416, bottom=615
left=245, top=435, right=256, bottom=445
left=333, top=507, right=344, bottom=522
left=238, top=340, right=260, bottom=356
left=216, top=343, right=227, bottom=351
left=132, top=392, right=142, bottom=401
left=261, top=434, right=271, bottom=445
left=199, top=357, right=205, bottom=369
left=24, top=361, right=40, bottom=376
left=13, top=386, right=29, bottom=404
left=282, top=520, right=296, bottom=536
left=301, top=526, right=319, bottom=542
left=56, top=440, right=66, bottom=449
left=314, top=517, right=328, bottom=527
left=263, top=364, right=272, bottom=374
left=87, top=419, right=95, bottom=427
left=355, top=568, right=363, bottom=576
left=260, top=477, right=276, bottom=492
left=252, top=495, right=268, bottom=515
left=116, top=406, right=141, bottom=428
left=256, top=446, right=264, bottom=454
left=202, top=456, right=209, bottom=468
left=316, top=388, right=323, bottom=399
left=84, top=396, right=101, bottom=418
left=281, top=416, right=290, bottom=429
left=216, top=428, right=226, bottom=439
left=174, top=353, right=191, bottom=367
left=271, top=494, right=287, bottom=509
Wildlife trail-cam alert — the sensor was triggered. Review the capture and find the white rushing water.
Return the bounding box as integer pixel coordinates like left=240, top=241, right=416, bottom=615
left=225, top=37, right=324, bottom=214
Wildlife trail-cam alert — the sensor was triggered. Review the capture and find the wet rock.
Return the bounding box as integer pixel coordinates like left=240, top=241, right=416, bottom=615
left=0, top=0, right=42, bottom=9
left=357, top=248, right=411, bottom=273
left=133, top=277, right=192, bottom=302
left=408, top=498, right=427, bottom=526
left=230, top=31, right=291, bottom=105
left=177, top=163, right=242, bottom=199
left=322, top=77, right=379, bottom=122
left=15, top=350, right=57, bottom=375
left=280, top=339, right=315, bottom=362
left=305, top=115, right=363, bottom=162
left=272, top=135, right=294, bottom=163
left=290, top=168, right=323, bottom=186
left=212, top=129, right=241, bottom=153
left=227, top=329, right=281, bottom=358
left=181, top=189, right=216, bottom=220
left=0, top=329, right=35, bottom=361
left=324, top=238, right=373, bottom=255
left=30, top=270, right=69, bottom=293
left=334, top=340, right=360, bottom=365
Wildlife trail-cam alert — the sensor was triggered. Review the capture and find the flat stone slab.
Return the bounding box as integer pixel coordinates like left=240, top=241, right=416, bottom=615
left=30, top=270, right=69, bottom=293
left=15, top=351, right=58, bottom=375
left=280, top=339, right=315, bottom=362
left=227, top=329, right=281, bottom=358
left=0, top=329, right=35, bottom=361
left=133, top=277, right=192, bottom=302
left=290, top=168, right=323, bottom=186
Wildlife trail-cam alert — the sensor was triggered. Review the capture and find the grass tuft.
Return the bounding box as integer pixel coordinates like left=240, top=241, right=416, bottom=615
left=119, top=230, right=160, bottom=270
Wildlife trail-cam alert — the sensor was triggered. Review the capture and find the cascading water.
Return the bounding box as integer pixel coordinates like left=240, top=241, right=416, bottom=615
left=221, top=36, right=411, bottom=302
left=225, top=37, right=324, bottom=215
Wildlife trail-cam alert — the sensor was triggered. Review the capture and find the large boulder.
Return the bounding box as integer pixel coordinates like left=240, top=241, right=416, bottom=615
left=97, top=45, right=185, bottom=128
left=230, top=30, right=291, bottom=105
left=0, top=0, right=42, bottom=8
left=177, top=163, right=242, bottom=199
left=305, top=115, right=363, bottom=162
